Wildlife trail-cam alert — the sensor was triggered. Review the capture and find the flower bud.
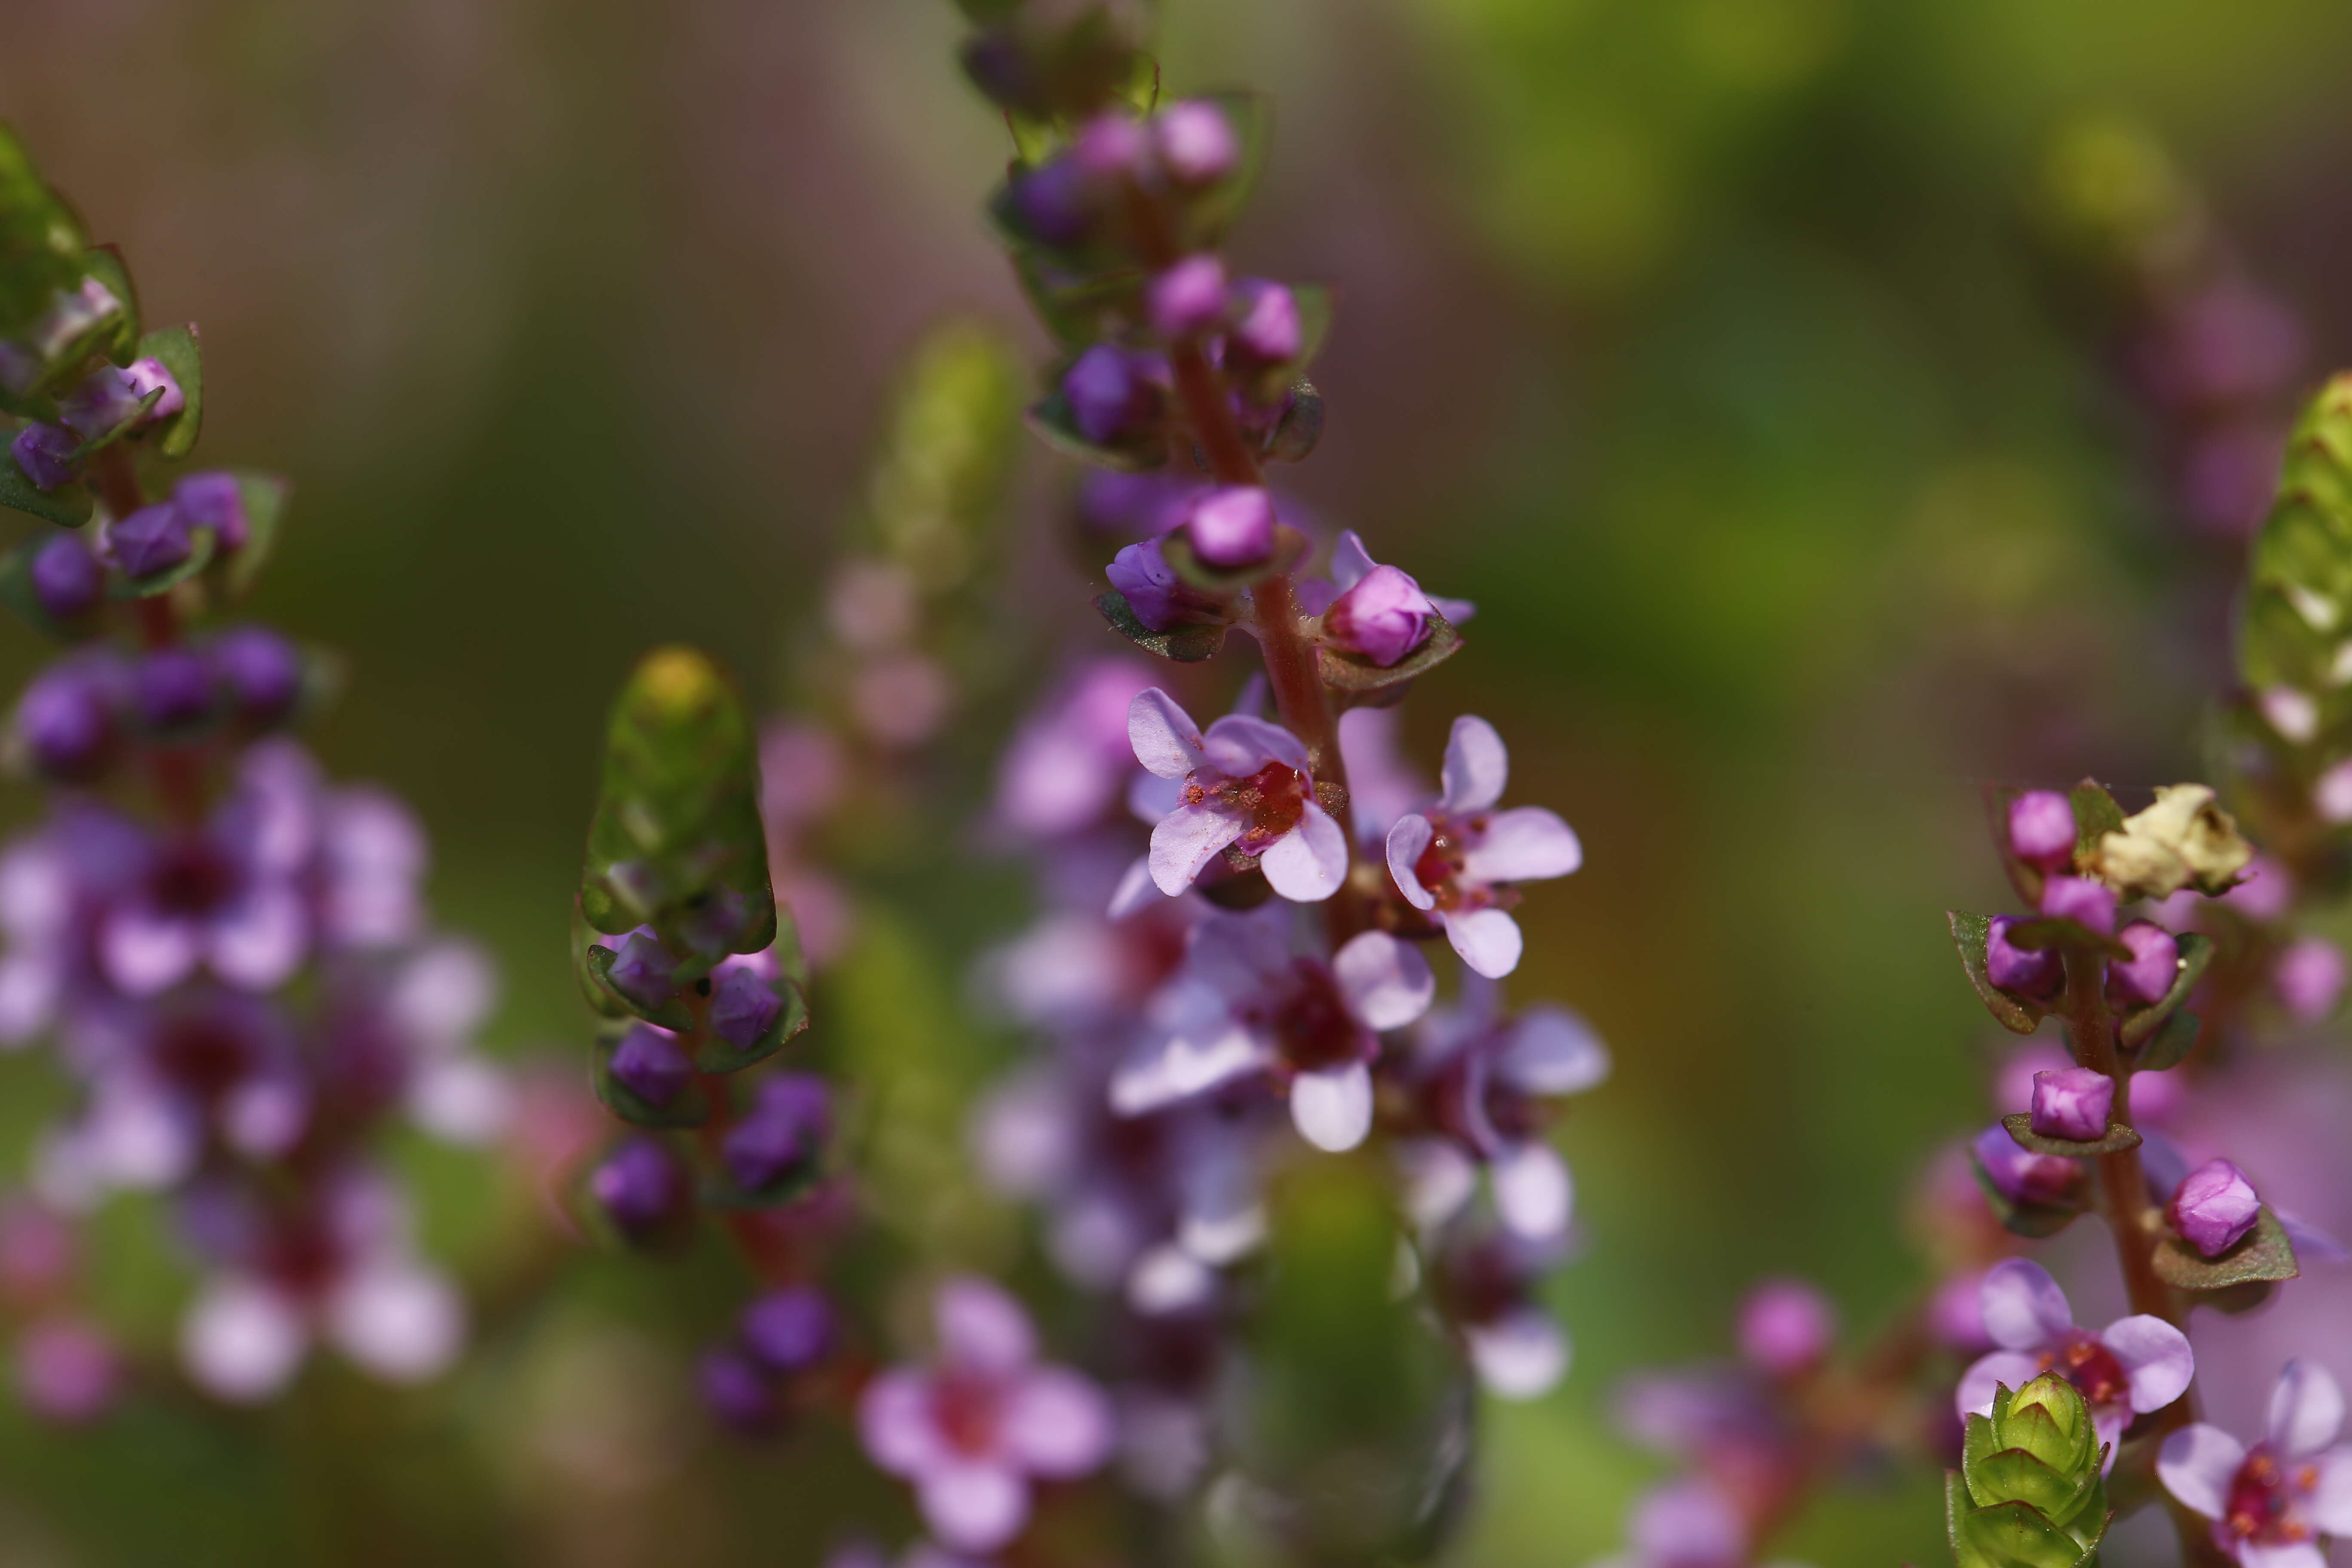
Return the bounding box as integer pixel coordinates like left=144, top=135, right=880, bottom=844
left=1071, top=112, right=1150, bottom=178
left=2089, top=783, right=2254, bottom=900
left=1147, top=254, right=1229, bottom=340
left=608, top=1022, right=690, bottom=1108
left=2029, top=1067, right=2112, bottom=1142
left=1061, top=344, right=1165, bottom=446
left=1007, top=155, right=1095, bottom=248
left=1183, top=485, right=1274, bottom=568
left=1997, top=1372, right=2097, bottom=1477
left=56, top=365, right=148, bottom=440
left=699, top=1345, right=777, bottom=1433
left=591, top=1136, right=689, bottom=1238
left=1227, top=279, right=1302, bottom=372
left=2274, top=936, right=2346, bottom=1022
left=134, top=647, right=216, bottom=732
left=28, top=533, right=104, bottom=621
left=1106, top=538, right=1222, bottom=631
left=1736, top=1277, right=1834, bottom=1378
left=741, top=1284, right=833, bottom=1372
left=1987, top=916, right=2060, bottom=995
left=2007, top=790, right=2076, bottom=871
left=2038, top=875, right=2115, bottom=935
left=122, top=357, right=184, bottom=421
left=9, top=423, right=80, bottom=493
left=172, top=473, right=249, bottom=550
left=1973, top=1123, right=2079, bottom=1208
left=16, top=665, right=117, bottom=781
left=708, top=962, right=783, bottom=1050
left=720, top=1073, right=829, bottom=1192
left=107, top=504, right=193, bottom=579
left=1324, top=564, right=1435, bottom=667
left=2168, top=1157, right=2260, bottom=1257
left=603, top=931, right=676, bottom=1012
left=1156, top=101, right=1239, bottom=184
left=211, top=626, right=304, bottom=726
left=2106, top=920, right=2177, bottom=1006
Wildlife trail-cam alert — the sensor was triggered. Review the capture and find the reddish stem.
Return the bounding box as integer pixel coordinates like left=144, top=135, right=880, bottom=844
left=92, top=445, right=207, bottom=824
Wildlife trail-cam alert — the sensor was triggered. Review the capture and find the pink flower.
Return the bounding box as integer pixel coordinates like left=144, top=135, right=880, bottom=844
left=2030, top=1066, right=2113, bottom=1142
left=857, top=1277, right=1114, bottom=1554
left=1955, top=1258, right=2194, bottom=1462
left=1386, top=717, right=1582, bottom=978
left=2170, top=1158, right=2262, bottom=1258
left=1301, top=531, right=1473, bottom=670
left=2159, top=1360, right=2352, bottom=1568
left=1127, top=689, right=1347, bottom=902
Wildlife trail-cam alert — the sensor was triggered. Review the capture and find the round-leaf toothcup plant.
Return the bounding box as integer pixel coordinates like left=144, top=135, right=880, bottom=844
left=1948, top=1373, right=2112, bottom=1568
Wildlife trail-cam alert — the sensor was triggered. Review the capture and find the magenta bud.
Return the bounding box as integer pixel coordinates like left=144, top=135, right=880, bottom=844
left=1156, top=101, right=1238, bottom=184
left=107, top=504, right=193, bottom=579
left=2107, top=921, right=2179, bottom=1007
left=1986, top=915, right=2060, bottom=995
left=2007, top=790, right=2076, bottom=871
left=1324, top=564, right=1435, bottom=667
left=1106, top=538, right=1220, bottom=631
left=2275, top=937, right=2347, bottom=1023
left=2168, top=1158, right=2260, bottom=1258
left=608, top=1023, right=691, bottom=1107
left=172, top=473, right=249, bottom=551
left=1227, top=280, right=1302, bottom=370
left=28, top=533, right=104, bottom=621
left=9, top=423, right=80, bottom=492
left=2039, top=875, right=2116, bottom=935
left=603, top=931, right=676, bottom=1012
left=1185, top=485, right=1275, bottom=568
left=1736, top=1278, right=1835, bottom=1378
left=1973, top=1122, right=2079, bottom=1209
left=122, top=357, right=184, bottom=421
left=2029, top=1067, right=2113, bottom=1142
left=1072, top=112, right=1149, bottom=178
left=1062, top=344, right=1165, bottom=447
left=741, top=1285, right=833, bottom=1372
left=1147, top=254, right=1229, bottom=340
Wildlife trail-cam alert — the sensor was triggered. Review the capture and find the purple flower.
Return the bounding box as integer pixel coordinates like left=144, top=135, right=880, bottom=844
left=56, top=365, right=151, bottom=440
left=708, top=957, right=783, bottom=1050
left=1956, top=1257, right=2194, bottom=1460
left=1006, top=156, right=1095, bottom=248
left=1736, top=1278, right=1835, bottom=1378
left=1181, top=485, right=1274, bottom=568
left=135, top=647, right=217, bottom=732
left=701, top=1345, right=778, bottom=1433
left=1073, top=470, right=1204, bottom=539
left=2108, top=919, right=2180, bottom=1006
left=742, top=1284, right=833, bottom=1372
left=857, top=1275, right=1114, bottom=1553
left=1105, top=539, right=1222, bottom=632
left=1147, top=255, right=1228, bottom=341
left=1985, top=915, right=2060, bottom=995
left=601, top=930, right=675, bottom=1013
left=591, top=1136, right=689, bottom=1238
left=1128, top=689, right=1346, bottom=901
left=16, top=662, right=120, bottom=781
left=98, top=783, right=313, bottom=995
left=2169, top=1158, right=2261, bottom=1258
left=1111, top=906, right=1432, bottom=1152
left=1386, top=717, right=1582, bottom=978
left=608, top=1023, right=690, bottom=1107
left=2275, top=937, right=2347, bottom=1023
left=2008, top=790, right=2076, bottom=871
left=1225, top=280, right=1301, bottom=373
left=106, top=503, right=193, bottom=579
left=2039, top=874, right=2116, bottom=934
left=173, top=473, right=249, bottom=551
left=14, top=1318, right=117, bottom=1424
left=1430, top=1227, right=1570, bottom=1400
left=1071, top=113, right=1149, bottom=179
left=1061, top=345, right=1164, bottom=446
left=28, top=533, right=104, bottom=621
left=992, top=659, right=1157, bottom=839
left=2158, top=1360, right=2352, bottom=1568
left=10, top=423, right=80, bottom=492
left=2030, top=1067, right=2113, bottom=1142
left=210, top=627, right=303, bottom=726
left=720, top=1073, right=829, bottom=1192
left=1603, top=1477, right=1752, bottom=1568
left=122, top=356, right=184, bottom=421
left=1971, top=1122, right=2081, bottom=1209
left=1154, top=101, right=1238, bottom=184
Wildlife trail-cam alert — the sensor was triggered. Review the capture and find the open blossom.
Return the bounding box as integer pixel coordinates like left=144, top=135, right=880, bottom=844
left=1591, top=1476, right=1813, bottom=1568
left=2159, top=1360, right=2352, bottom=1568
left=858, top=1276, right=1114, bottom=1554
left=1955, top=1258, right=2193, bottom=1460
left=1387, top=717, right=1582, bottom=978
left=1112, top=905, right=1433, bottom=1152
left=1127, top=689, right=1347, bottom=902
left=992, top=660, right=1158, bottom=840
left=1430, top=1224, right=1571, bottom=1400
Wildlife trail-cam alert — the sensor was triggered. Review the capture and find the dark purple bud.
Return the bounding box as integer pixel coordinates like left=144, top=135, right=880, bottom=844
left=708, top=963, right=783, bottom=1051
left=9, top=424, right=80, bottom=493
left=1325, top=564, right=1435, bottom=667
left=16, top=666, right=116, bottom=781
left=56, top=366, right=147, bottom=440
left=134, top=647, right=216, bottom=732
left=1106, top=539, right=1209, bottom=631
left=608, top=1023, right=691, bottom=1108
left=958, top=28, right=1040, bottom=115
left=699, top=1345, right=778, bottom=1433
left=108, top=504, right=193, bottom=579
left=720, top=1072, right=829, bottom=1193
left=1185, top=486, right=1275, bottom=568
left=2007, top=790, right=2076, bottom=871
left=121, top=357, right=184, bottom=421
left=676, top=885, right=749, bottom=958
left=1735, top=1278, right=1834, bottom=1378
left=603, top=931, right=676, bottom=1012
left=1009, top=156, right=1095, bottom=248
left=1155, top=101, right=1238, bottom=185
left=210, top=626, right=303, bottom=725
left=740, top=1285, right=833, bottom=1372
left=172, top=473, right=249, bottom=551
left=2107, top=920, right=2179, bottom=1007
left=2038, top=874, right=2116, bottom=935
left=28, top=533, right=104, bottom=621
left=1227, top=280, right=1302, bottom=371
left=2168, top=1157, right=2260, bottom=1258
left=2029, top=1067, right=2113, bottom=1142
left=1972, top=1122, right=2079, bottom=1208
left=1062, top=345, right=1165, bottom=446
left=1147, top=255, right=1228, bottom=341
left=1987, top=915, right=2060, bottom=995
left=591, top=1136, right=689, bottom=1237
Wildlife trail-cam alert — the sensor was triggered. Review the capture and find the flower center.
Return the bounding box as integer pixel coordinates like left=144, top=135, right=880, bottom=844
left=150, top=838, right=235, bottom=916
left=931, top=1370, right=1004, bottom=1457
left=1272, top=959, right=1367, bottom=1073
left=2225, top=1448, right=2315, bottom=1545
left=153, top=1015, right=255, bottom=1099
left=2040, top=1335, right=2129, bottom=1409
left=1412, top=812, right=1505, bottom=911
left=1206, top=762, right=1307, bottom=854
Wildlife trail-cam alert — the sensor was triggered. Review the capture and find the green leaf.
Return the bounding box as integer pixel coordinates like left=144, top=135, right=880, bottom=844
left=578, top=938, right=696, bottom=1032
left=136, top=324, right=202, bottom=459
left=700, top=1142, right=827, bottom=1210
left=1260, top=377, right=1324, bottom=463
left=1950, top=911, right=2049, bottom=1035
left=2001, top=1113, right=2141, bottom=1158
left=591, top=1022, right=712, bottom=1129
left=2002, top=916, right=2131, bottom=961
left=105, top=519, right=216, bottom=600
left=0, top=441, right=93, bottom=527
left=2117, top=931, right=2212, bottom=1049
left=218, top=470, right=289, bottom=599
left=1007, top=248, right=1141, bottom=352
left=1091, top=588, right=1230, bottom=662
left=1159, top=521, right=1307, bottom=594
left=2241, top=377, right=2352, bottom=692
left=2153, top=1206, right=2300, bottom=1292
left=689, top=970, right=810, bottom=1075
left=2126, top=1007, right=2200, bottom=1073
left=1954, top=1499, right=2097, bottom=1568
left=1968, top=1143, right=2084, bottom=1240
left=0, top=122, right=91, bottom=352
left=2068, top=779, right=2126, bottom=861
left=1317, top=611, right=1466, bottom=706
left=1968, top=1449, right=2093, bottom=1524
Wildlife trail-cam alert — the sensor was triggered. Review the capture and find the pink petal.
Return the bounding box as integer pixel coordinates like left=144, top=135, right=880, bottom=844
left=1461, top=806, right=1582, bottom=885
left=917, top=1461, right=1029, bottom=1555
left=1491, top=1139, right=1573, bottom=1240
left=1127, top=769, right=1185, bottom=823
left=2157, top=1423, right=2246, bottom=1520
left=99, top=906, right=198, bottom=997
left=1290, top=1062, right=1374, bottom=1152
left=323, top=1264, right=463, bottom=1382
left=1497, top=1005, right=1610, bottom=1096
left=936, top=1277, right=1035, bottom=1372
left=1442, top=907, right=1524, bottom=980
left=208, top=882, right=309, bottom=990
left=1954, top=1350, right=2042, bottom=1421
left=1329, top=529, right=1375, bottom=591
left=181, top=1277, right=308, bottom=1403
left=1105, top=856, right=1167, bottom=920
left=859, top=1368, right=944, bottom=1475
left=1200, top=714, right=1308, bottom=778
left=2102, top=1314, right=2195, bottom=1413
left=1385, top=815, right=1437, bottom=910
left=1107, top=1026, right=1271, bottom=1114
left=1978, top=1258, right=2073, bottom=1352
left=1148, top=803, right=1243, bottom=895
left=1396, top=1137, right=1477, bottom=1232
left=1183, top=905, right=1296, bottom=996
left=2239, top=1544, right=2328, bottom=1568
left=1127, top=689, right=1207, bottom=779
left=1332, top=930, right=1434, bottom=1031
left=1464, top=1305, right=1568, bottom=1400
left=2305, top=1449, right=2352, bottom=1535
left=1260, top=805, right=1347, bottom=903
left=1440, top=715, right=1508, bottom=813
left=2268, top=1360, right=2345, bottom=1457
left=1001, top=1366, right=1115, bottom=1477
left=1430, top=593, right=1476, bottom=624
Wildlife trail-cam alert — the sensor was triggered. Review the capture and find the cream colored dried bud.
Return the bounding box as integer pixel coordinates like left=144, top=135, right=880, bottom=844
left=2090, top=784, right=2254, bottom=899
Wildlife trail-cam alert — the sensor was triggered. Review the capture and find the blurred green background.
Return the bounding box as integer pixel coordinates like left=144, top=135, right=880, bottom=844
left=7, top=0, right=2352, bottom=1561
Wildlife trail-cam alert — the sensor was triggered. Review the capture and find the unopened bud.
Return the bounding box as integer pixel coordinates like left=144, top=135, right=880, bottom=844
left=2029, top=1067, right=2113, bottom=1142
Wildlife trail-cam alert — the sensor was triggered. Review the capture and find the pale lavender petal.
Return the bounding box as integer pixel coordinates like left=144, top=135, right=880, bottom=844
left=1464, top=1305, right=1567, bottom=1400
left=207, top=882, right=309, bottom=990
left=1440, top=715, right=1508, bottom=813
left=1491, top=1139, right=1573, bottom=1240
left=1396, top=1137, right=1477, bottom=1232
left=2305, top=1449, right=2352, bottom=1535
left=0, top=951, right=61, bottom=1045
left=1442, top=907, right=1524, bottom=980
left=1106, top=855, right=1167, bottom=919
left=1182, top=905, right=1295, bottom=997
left=2092, top=1408, right=2127, bottom=1470
left=1127, top=689, right=1206, bottom=779
left=2277, top=1209, right=2352, bottom=1265
left=407, top=1056, right=512, bottom=1145
left=859, top=1368, right=943, bottom=1475
left=1200, top=714, right=1308, bottom=777
left=1108, top=1026, right=1271, bottom=1115
left=1329, top=529, right=1375, bottom=591
left=2239, top=1544, right=2327, bottom=1568
left=2103, top=1314, right=2195, bottom=1412
left=1429, top=594, right=1476, bottom=623
left=1001, top=1366, right=1115, bottom=1477
left=324, top=1263, right=464, bottom=1381
left=1955, top=1351, right=2043, bottom=1420
left=1127, top=769, right=1185, bottom=824
left=1460, top=806, right=1582, bottom=885
left=99, top=905, right=199, bottom=997
left=1385, top=815, right=1437, bottom=910
left=1979, top=1258, right=2073, bottom=1352
left=1148, top=803, right=1243, bottom=895
left=937, top=1276, right=1035, bottom=1372
left=1260, top=805, right=1346, bottom=903
left=2156, top=1423, right=2246, bottom=1520
left=1290, top=1061, right=1374, bottom=1152
left=917, top=1462, right=1028, bottom=1555
left=181, top=1277, right=308, bottom=1403
left=2267, top=1360, right=2345, bottom=1457
left=1331, top=930, right=1434, bottom=1031
left=1497, top=1005, right=1610, bottom=1096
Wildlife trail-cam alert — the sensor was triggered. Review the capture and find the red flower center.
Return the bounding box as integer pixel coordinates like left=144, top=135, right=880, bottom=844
left=931, top=1370, right=1004, bottom=1457
left=2225, top=1449, right=2316, bottom=1546
left=1272, top=959, right=1367, bottom=1073
left=1198, top=762, right=1307, bottom=854
left=151, top=838, right=234, bottom=916
left=2041, top=1335, right=2129, bottom=1409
